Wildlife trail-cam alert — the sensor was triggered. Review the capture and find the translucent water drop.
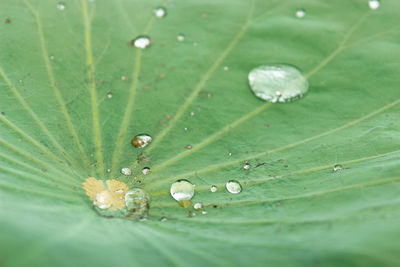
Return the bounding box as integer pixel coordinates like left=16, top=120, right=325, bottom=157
left=57, top=2, right=66, bottom=11
left=106, top=168, right=111, bottom=173
left=248, top=64, right=308, bottom=103
left=226, top=180, right=242, bottom=194
left=131, top=36, right=151, bottom=49
left=94, top=190, right=112, bottom=209
left=132, top=134, right=152, bottom=148
left=50, top=55, right=55, bottom=60
left=154, top=7, right=167, bottom=18
left=121, top=76, right=127, bottom=80
left=177, top=34, right=185, bottom=41
left=121, top=167, right=132, bottom=176
left=107, top=92, right=113, bottom=98
left=194, top=202, right=203, bottom=210
left=125, top=188, right=150, bottom=219
left=333, top=164, right=343, bottom=172
left=243, top=163, right=251, bottom=170
left=223, top=66, right=229, bottom=71
left=296, top=9, right=306, bottom=18
left=210, top=185, right=217, bottom=193
left=369, top=0, right=380, bottom=9
left=160, top=217, right=168, bottom=222
left=202, top=210, right=207, bottom=215
left=142, top=167, right=151, bottom=175
left=190, top=111, right=195, bottom=116
left=170, top=179, right=194, bottom=201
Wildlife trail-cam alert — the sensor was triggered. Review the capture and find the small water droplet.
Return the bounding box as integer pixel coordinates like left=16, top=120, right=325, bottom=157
left=19, top=80, right=23, bottom=83
left=193, top=42, right=198, bottom=46
left=202, top=210, right=207, bottom=215
left=210, top=185, right=217, bottom=193
left=170, top=179, right=195, bottom=201
left=369, top=0, right=380, bottom=9
left=248, top=64, right=308, bottom=103
left=125, top=188, right=150, bottom=219
left=185, top=145, right=192, bottom=150
left=50, top=55, right=55, bottom=60
left=121, top=76, right=127, bottom=80
left=57, top=2, right=66, bottom=11
left=184, top=127, right=188, bottom=131
left=177, top=34, right=185, bottom=41
left=243, top=163, right=251, bottom=170
left=107, top=92, right=113, bottom=98
left=193, top=202, right=203, bottom=210
left=154, top=7, right=167, bottom=18
left=223, top=66, right=229, bottom=71
left=160, top=217, right=168, bottom=222
left=228, top=152, right=232, bottom=156
left=142, top=167, right=151, bottom=175
left=333, top=164, right=343, bottom=172
left=5, top=18, right=11, bottom=24
left=190, top=111, right=195, bottom=116
left=94, top=190, right=112, bottom=209
left=132, top=134, right=152, bottom=148
left=131, top=36, right=151, bottom=49
left=121, top=167, right=132, bottom=176
left=106, top=168, right=111, bottom=173
left=226, top=180, right=242, bottom=194
left=296, top=9, right=306, bottom=18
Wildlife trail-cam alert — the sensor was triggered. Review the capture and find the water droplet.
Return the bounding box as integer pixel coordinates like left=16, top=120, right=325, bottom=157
left=210, top=185, right=217, bottom=193
left=142, top=167, right=151, bottom=175
left=154, top=7, right=167, bottom=18
left=248, top=64, right=308, bottom=103
left=19, top=80, right=23, bottom=83
left=177, top=34, right=185, bottom=41
left=50, top=55, right=55, bottom=60
left=131, top=36, right=151, bottom=49
left=160, top=217, right=168, bottom=222
left=121, top=167, right=132, bottom=176
left=121, top=76, right=127, bottom=80
left=184, top=127, right=188, bottom=131
left=132, top=134, right=152, bottom=148
left=93, top=190, right=112, bottom=209
left=194, top=202, right=203, bottom=210
left=106, top=168, right=111, bottom=173
left=125, top=188, right=150, bottom=219
left=107, top=92, right=113, bottom=98
left=333, top=164, right=343, bottom=172
left=202, top=210, right=207, bottom=215
left=57, top=2, right=66, bottom=11
left=190, top=111, right=195, bottom=116
left=193, top=42, right=198, bottom=46
left=226, top=180, right=242, bottom=194
left=243, top=163, right=251, bottom=170
left=185, top=145, right=192, bottom=150
left=170, top=179, right=195, bottom=201
left=228, top=152, right=232, bottom=156
left=369, top=0, right=380, bottom=9
left=223, top=66, right=229, bottom=71
left=296, top=9, right=306, bottom=18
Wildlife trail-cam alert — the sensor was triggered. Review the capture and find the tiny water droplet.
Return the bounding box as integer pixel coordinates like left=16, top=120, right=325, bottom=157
left=177, top=34, right=185, bottom=41
left=210, top=185, right=217, bottom=193
left=296, top=9, right=306, bottom=18
left=194, top=202, right=203, bottom=210
left=19, top=80, right=23, bottom=83
left=333, top=164, right=343, bottom=172
left=369, top=0, right=380, bottom=9
left=121, top=167, right=132, bottom=176
left=132, top=134, right=152, bottom=148
left=107, top=92, right=113, bottom=98
left=160, top=217, right=168, bottom=222
left=190, top=111, right=195, bottom=116
left=57, top=2, right=66, bottom=11
left=243, top=163, right=251, bottom=170
left=125, top=188, right=150, bottom=219
left=142, top=167, right=151, bottom=175
left=50, top=55, right=55, bottom=60
left=106, top=168, right=111, bottom=173
left=154, top=7, right=167, bottom=18
left=202, top=210, right=207, bottom=215
left=223, top=66, right=229, bottom=71
left=131, top=36, right=151, bottom=49
left=121, top=76, right=127, bottom=80
left=226, top=180, right=242, bottom=194
left=248, top=64, right=308, bottom=103
left=170, top=179, right=195, bottom=201
left=185, top=145, right=192, bottom=150
left=228, top=152, right=232, bottom=156
left=94, top=190, right=112, bottom=209
left=184, top=127, right=188, bottom=131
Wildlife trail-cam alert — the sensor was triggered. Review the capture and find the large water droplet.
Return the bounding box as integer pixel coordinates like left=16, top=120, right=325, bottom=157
left=94, top=190, right=112, bottom=209
left=57, top=2, right=66, bottom=11
left=125, top=188, right=150, bottom=219
left=170, top=179, right=195, bottom=201
left=131, top=36, right=151, bottom=49
left=121, top=167, right=132, bottom=176
left=248, top=64, right=308, bottom=103
left=154, top=7, right=167, bottom=18
left=333, top=164, right=343, bottom=172
left=132, top=134, right=152, bottom=148
left=368, top=0, right=380, bottom=9
left=226, top=180, right=242, bottom=194
left=296, top=9, right=306, bottom=18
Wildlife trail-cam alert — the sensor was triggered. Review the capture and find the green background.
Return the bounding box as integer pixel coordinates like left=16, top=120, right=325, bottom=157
left=1, top=0, right=400, bottom=266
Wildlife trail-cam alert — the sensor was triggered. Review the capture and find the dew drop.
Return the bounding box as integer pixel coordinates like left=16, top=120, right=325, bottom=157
left=125, top=188, right=150, bottom=219
left=93, top=190, right=112, bottom=209
left=57, top=2, right=66, bottom=11
left=121, top=167, right=132, bottom=176
left=154, top=7, right=167, bottom=18
left=184, top=127, right=188, bottom=131
left=194, top=202, right=203, bottom=210
left=142, top=167, right=151, bottom=175
left=226, top=180, right=242, bottom=194
left=185, top=145, right=192, bottom=150
left=333, top=164, right=343, bottom=172
left=202, top=210, right=207, bottom=215
left=368, top=0, right=380, bottom=9
left=160, top=217, right=168, bottom=222
left=296, top=9, right=306, bottom=18
left=210, top=185, right=217, bottom=193
left=170, top=179, right=195, bottom=201
left=132, top=134, right=152, bottom=148
left=50, top=55, right=55, bottom=60
left=223, top=66, right=229, bottom=71
left=248, top=64, right=308, bottom=103
left=177, top=34, right=185, bottom=41
left=106, top=92, right=113, bottom=98
left=106, top=168, right=111, bottom=173
left=243, top=163, right=251, bottom=170
left=131, top=36, right=151, bottom=49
